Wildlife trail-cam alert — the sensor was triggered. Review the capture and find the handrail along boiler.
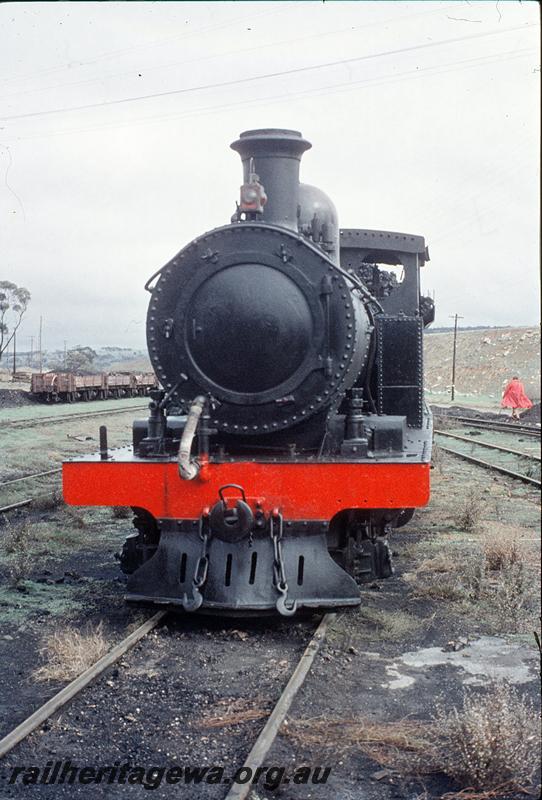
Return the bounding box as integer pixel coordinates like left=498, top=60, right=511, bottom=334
left=63, top=128, right=435, bottom=616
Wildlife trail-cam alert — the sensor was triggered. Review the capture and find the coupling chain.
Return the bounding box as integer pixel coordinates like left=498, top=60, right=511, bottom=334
left=182, top=513, right=210, bottom=612
left=193, top=515, right=210, bottom=589
left=270, top=512, right=297, bottom=616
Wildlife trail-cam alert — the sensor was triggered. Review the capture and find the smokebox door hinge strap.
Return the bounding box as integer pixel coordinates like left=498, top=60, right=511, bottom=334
left=276, top=244, right=293, bottom=264
left=201, top=248, right=220, bottom=264
left=144, top=265, right=167, bottom=294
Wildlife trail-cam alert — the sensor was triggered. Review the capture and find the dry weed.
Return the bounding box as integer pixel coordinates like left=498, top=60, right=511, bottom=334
left=431, top=443, right=445, bottom=474
left=195, top=697, right=270, bottom=728
left=359, top=607, right=422, bottom=639
left=1, top=520, right=34, bottom=587
left=417, top=554, right=455, bottom=574
left=283, top=716, right=431, bottom=766
left=457, top=548, right=536, bottom=633
left=410, top=551, right=464, bottom=601
left=458, top=553, right=486, bottom=603
left=491, top=563, right=528, bottom=630
left=285, top=684, right=540, bottom=796
left=432, top=682, right=540, bottom=793
left=7, top=549, right=34, bottom=587
left=2, top=519, right=31, bottom=555
left=482, top=529, right=521, bottom=572
left=32, top=490, right=64, bottom=511
left=410, top=576, right=464, bottom=602
left=454, top=488, right=485, bottom=532
left=196, top=697, right=270, bottom=729
left=63, top=507, right=87, bottom=529
left=33, top=623, right=109, bottom=682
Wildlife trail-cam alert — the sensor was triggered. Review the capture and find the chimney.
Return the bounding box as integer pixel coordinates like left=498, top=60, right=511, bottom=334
left=230, top=128, right=311, bottom=231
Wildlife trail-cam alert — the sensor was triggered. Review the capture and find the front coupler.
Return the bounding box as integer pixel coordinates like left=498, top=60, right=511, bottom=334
left=124, top=513, right=360, bottom=616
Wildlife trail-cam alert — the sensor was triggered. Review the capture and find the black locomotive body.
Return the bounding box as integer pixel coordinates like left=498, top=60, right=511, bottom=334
left=63, top=128, right=434, bottom=616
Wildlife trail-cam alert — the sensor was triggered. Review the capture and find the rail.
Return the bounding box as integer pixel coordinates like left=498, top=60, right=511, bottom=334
left=434, top=414, right=540, bottom=438
left=0, top=499, right=33, bottom=514
left=435, top=443, right=541, bottom=488
left=434, top=429, right=540, bottom=461
left=0, top=468, right=62, bottom=488
left=3, top=404, right=148, bottom=429
left=0, top=612, right=167, bottom=758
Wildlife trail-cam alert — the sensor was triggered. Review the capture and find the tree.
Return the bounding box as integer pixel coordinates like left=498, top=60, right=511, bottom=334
left=0, top=281, right=31, bottom=362
left=65, top=346, right=97, bottom=374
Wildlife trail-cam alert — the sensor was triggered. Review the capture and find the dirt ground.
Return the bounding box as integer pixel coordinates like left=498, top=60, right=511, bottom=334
left=0, top=389, right=36, bottom=409
left=0, top=433, right=539, bottom=799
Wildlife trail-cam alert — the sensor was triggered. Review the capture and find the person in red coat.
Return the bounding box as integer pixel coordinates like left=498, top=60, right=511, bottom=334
left=501, top=376, right=533, bottom=419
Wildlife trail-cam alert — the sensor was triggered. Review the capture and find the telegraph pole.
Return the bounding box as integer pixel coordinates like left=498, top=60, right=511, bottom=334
left=12, top=331, right=16, bottom=376
left=38, top=316, right=43, bottom=372
left=449, top=313, right=464, bottom=401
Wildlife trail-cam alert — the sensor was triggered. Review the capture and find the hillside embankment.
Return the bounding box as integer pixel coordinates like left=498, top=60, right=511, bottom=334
left=424, top=326, right=540, bottom=404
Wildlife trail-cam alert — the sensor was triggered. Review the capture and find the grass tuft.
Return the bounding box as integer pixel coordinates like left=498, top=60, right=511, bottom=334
left=358, top=607, right=422, bottom=640
left=33, top=623, right=109, bottom=682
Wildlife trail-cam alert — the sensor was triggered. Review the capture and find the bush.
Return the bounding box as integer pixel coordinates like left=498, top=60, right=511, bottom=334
left=32, top=490, right=64, bottom=511
left=1, top=520, right=34, bottom=587
left=483, top=530, right=521, bottom=571
left=433, top=682, right=540, bottom=792
left=454, top=488, right=485, bottom=532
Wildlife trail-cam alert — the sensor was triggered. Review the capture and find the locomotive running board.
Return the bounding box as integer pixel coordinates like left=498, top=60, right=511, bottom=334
left=125, top=527, right=361, bottom=616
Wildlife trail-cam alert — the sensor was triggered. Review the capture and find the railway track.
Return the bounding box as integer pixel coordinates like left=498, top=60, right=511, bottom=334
left=0, top=611, right=333, bottom=791
left=0, top=467, right=62, bottom=489
left=0, top=468, right=63, bottom=514
left=0, top=498, right=34, bottom=514
left=3, top=403, right=148, bottom=430
left=434, top=429, right=541, bottom=487
left=435, top=414, right=540, bottom=438
left=0, top=611, right=167, bottom=758
left=0, top=452, right=122, bottom=516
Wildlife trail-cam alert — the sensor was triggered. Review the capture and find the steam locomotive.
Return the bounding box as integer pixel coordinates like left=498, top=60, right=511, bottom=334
left=63, top=128, right=434, bottom=616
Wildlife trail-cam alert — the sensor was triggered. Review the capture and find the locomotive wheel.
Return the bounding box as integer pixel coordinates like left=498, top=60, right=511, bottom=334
left=117, top=509, right=160, bottom=574
left=336, top=530, right=393, bottom=583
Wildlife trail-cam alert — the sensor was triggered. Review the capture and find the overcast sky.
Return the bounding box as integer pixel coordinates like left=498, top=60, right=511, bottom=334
left=1, top=0, right=539, bottom=353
